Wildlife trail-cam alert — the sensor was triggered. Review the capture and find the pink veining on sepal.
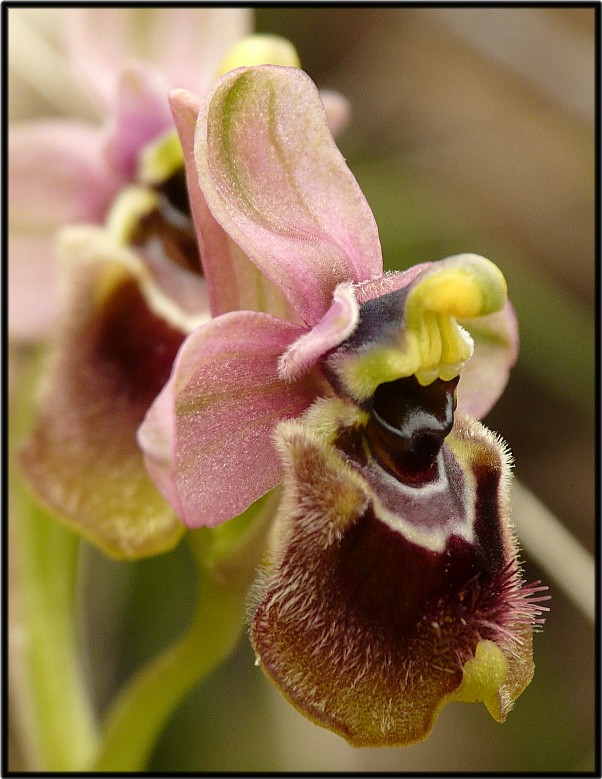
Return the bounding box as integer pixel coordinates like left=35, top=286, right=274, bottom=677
left=319, top=89, right=351, bottom=137
left=169, top=89, right=292, bottom=320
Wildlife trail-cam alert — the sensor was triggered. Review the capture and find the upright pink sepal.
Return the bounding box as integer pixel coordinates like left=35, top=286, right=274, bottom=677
left=170, top=89, right=292, bottom=319
left=195, top=65, right=383, bottom=327
left=320, top=90, right=350, bottom=136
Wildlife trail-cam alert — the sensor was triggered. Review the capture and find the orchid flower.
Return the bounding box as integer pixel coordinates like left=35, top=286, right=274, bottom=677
left=16, top=9, right=348, bottom=559
left=139, top=65, right=548, bottom=747
left=8, top=8, right=348, bottom=341
left=8, top=8, right=250, bottom=341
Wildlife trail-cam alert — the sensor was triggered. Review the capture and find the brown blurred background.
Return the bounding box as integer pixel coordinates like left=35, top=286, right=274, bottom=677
left=9, top=6, right=596, bottom=773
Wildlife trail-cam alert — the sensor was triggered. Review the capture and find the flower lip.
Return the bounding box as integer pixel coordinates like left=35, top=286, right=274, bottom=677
left=251, top=402, right=546, bottom=746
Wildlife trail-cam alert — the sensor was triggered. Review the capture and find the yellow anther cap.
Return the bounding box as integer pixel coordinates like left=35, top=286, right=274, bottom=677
left=327, top=254, right=508, bottom=400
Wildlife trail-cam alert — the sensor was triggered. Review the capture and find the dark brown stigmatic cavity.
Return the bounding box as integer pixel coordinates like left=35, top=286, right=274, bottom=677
left=366, top=375, right=459, bottom=485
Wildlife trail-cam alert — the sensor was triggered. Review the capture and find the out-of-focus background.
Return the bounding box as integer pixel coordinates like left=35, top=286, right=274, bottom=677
left=9, top=6, right=596, bottom=773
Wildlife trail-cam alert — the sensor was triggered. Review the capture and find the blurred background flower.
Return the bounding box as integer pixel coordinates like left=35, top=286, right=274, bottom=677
left=8, top=6, right=595, bottom=773
left=8, top=6, right=249, bottom=340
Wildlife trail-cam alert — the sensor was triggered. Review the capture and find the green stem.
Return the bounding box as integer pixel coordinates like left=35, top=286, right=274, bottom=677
left=90, top=552, right=248, bottom=772
left=10, top=346, right=273, bottom=773
left=9, top=348, right=99, bottom=771
left=9, top=489, right=99, bottom=771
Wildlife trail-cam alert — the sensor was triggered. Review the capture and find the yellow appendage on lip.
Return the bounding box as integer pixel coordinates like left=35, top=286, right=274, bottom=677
left=446, top=639, right=509, bottom=721
left=339, top=254, right=508, bottom=398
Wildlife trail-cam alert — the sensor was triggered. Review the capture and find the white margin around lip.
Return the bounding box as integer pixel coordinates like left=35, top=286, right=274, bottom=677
left=362, top=445, right=476, bottom=553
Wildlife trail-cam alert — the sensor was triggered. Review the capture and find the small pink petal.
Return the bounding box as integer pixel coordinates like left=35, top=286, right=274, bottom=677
left=320, top=89, right=351, bottom=137
left=104, top=63, right=173, bottom=179
left=139, top=311, right=325, bottom=527
left=458, top=300, right=520, bottom=419
left=278, top=283, right=360, bottom=381
left=196, top=65, right=382, bottom=327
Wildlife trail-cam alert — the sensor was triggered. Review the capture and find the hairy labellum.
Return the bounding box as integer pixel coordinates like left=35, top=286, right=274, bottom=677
left=250, top=389, right=547, bottom=746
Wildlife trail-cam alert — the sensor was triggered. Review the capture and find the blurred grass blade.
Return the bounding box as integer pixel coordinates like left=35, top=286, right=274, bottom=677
left=513, top=479, right=594, bottom=624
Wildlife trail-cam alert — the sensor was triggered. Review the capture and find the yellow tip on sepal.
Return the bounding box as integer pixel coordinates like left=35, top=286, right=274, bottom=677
left=217, top=34, right=301, bottom=76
